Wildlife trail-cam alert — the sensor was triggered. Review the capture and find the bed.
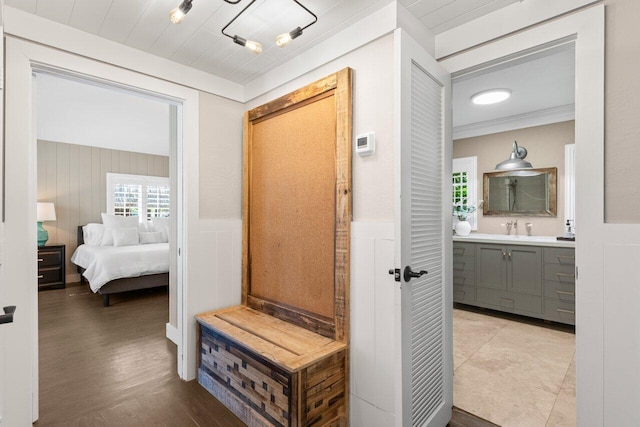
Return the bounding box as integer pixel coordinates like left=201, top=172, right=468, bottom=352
left=72, top=226, right=169, bottom=307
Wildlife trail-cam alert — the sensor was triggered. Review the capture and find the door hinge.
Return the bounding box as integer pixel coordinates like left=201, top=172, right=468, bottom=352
left=388, top=268, right=401, bottom=282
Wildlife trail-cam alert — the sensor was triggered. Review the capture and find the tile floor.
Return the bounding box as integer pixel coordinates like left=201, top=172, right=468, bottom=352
left=453, top=307, right=576, bottom=427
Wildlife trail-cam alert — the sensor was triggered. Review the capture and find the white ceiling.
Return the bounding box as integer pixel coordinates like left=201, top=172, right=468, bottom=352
left=6, top=0, right=522, bottom=85
left=452, top=45, right=576, bottom=138
left=37, top=73, right=172, bottom=156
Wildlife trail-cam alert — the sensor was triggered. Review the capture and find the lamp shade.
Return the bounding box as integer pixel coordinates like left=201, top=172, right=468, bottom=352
left=37, top=202, right=57, bottom=222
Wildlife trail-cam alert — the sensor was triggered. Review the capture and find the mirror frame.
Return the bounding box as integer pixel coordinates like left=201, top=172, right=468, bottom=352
left=482, top=167, right=557, bottom=217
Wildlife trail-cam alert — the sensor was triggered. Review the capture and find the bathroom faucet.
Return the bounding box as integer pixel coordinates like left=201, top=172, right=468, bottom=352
left=513, top=219, right=518, bottom=235
left=504, top=221, right=513, bottom=235
left=525, top=222, right=533, bottom=236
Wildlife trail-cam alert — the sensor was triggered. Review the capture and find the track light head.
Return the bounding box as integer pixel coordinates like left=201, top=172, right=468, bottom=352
left=169, top=0, right=193, bottom=24
left=275, top=27, right=303, bottom=47
left=233, top=35, right=263, bottom=54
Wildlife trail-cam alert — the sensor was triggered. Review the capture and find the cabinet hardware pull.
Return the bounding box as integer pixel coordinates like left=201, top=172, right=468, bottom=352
left=38, top=258, right=43, bottom=262
left=556, top=273, right=575, bottom=278
left=557, top=308, right=575, bottom=314
left=557, top=255, right=575, bottom=260
left=502, top=251, right=506, bottom=259
left=508, top=252, right=512, bottom=260
left=556, top=291, right=575, bottom=296
left=38, top=275, right=44, bottom=279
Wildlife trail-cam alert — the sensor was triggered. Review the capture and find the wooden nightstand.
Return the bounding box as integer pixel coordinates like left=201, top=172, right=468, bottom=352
left=38, top=244, right=66, bottom=290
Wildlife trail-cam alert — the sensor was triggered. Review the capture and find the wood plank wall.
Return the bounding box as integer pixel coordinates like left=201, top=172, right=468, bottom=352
left=37, top=140, right=169, bottom=282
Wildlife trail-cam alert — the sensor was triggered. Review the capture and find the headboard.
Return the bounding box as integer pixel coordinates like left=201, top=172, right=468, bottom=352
left=77, top=225, right=84, bottom=246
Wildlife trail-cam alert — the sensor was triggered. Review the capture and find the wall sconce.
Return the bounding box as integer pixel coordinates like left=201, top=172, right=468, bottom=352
left=495, top=141, right=533, bottom=171
left=170, top=0, right=317, bottom=53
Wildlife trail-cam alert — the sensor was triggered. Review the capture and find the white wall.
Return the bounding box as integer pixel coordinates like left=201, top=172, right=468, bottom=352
left=247, top=33, right=399, bottom=425
left=37, top=73, right=171, bottom=156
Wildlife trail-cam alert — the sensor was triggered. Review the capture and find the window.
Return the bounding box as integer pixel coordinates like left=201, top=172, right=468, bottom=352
left=107, top=173, right=170, bottom=220
left=452, top=156, right=478, bottom=230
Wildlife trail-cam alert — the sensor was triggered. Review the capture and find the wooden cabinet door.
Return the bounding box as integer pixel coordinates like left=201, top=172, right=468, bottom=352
left=476, top=244, right=507, bottom=290
left=507, top=245, right=542, bottom=296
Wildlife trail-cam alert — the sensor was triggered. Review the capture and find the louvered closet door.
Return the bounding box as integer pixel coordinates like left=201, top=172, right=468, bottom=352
left=396, top=29, right=452, bottom=427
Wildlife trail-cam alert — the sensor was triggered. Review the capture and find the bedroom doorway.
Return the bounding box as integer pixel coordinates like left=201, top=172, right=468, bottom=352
left=33, top=70, right=185, bottom=423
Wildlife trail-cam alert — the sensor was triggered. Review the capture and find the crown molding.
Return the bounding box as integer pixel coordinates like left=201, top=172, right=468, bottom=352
left=453, top=104, right=575, bottom=140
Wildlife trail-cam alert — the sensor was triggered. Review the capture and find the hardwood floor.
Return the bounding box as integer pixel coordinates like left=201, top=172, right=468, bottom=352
left=36, top=282, right=245, bottom=427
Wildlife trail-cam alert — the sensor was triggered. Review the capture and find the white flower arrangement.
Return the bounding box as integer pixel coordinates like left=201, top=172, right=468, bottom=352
left=452, top=200, right=483, bottom=221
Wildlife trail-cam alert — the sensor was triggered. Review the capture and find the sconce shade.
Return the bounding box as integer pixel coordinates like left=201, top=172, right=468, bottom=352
left=37, top=202, right=57, bottom=222
left=495, top=141, right=533, bottom=171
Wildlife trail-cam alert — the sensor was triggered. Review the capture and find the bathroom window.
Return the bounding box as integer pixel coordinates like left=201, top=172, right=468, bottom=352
left=452, top=156, right=478, bottom=230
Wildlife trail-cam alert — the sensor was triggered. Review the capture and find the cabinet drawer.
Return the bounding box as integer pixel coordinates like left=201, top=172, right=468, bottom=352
left=453, top=256, right=475, bottom=272
left=453, top=269, right=475, bottom=286
left=200, top=326, right=292, bottom=427
left=38, top=249, right=63, bottom=267
left=38, top=267, right=63, bottom=286
left=544, top=248, right=575, bottom=265
left=544, top=299, right=576, bottom=325
left=453, top=284, right=476, bottom=304
left=544, top=263, right=576, bottom=284
left=544, top=281, right=575, bottom=302
left=453, top=243, right=476, bottom=258
left=476, top=288, right=543, bottom=314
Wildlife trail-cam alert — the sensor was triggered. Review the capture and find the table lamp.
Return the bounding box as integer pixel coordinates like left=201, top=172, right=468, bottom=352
left=37, top=202, right=56, bottom=246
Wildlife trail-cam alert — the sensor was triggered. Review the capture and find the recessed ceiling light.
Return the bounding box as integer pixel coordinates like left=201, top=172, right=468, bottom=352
left=471, top=89, right=512, bottom=105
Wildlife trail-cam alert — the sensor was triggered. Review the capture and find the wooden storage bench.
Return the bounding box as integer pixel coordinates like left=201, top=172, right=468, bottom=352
left=196, top=306, right=347, bottom=426
left=197, top=69, right=352, bottom=426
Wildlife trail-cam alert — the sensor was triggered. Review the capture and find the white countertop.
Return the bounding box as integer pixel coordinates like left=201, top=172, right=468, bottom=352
left=453, top=233, right=575, bottom=248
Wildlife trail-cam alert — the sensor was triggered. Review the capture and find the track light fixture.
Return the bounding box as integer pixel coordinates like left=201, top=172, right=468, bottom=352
left=170, top=0, right=317, bottom=53
left=169, top=0, right=193, bottom=24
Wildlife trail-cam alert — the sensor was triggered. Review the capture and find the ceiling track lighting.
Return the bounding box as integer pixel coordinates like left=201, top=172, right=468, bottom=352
left=170, top=0, right=317, bottom=54
left=170, top=0, right=241, bottom=24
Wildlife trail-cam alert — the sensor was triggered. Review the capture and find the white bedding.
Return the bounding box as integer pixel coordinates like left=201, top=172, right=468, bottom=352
left=71, top=243, right=169, bottom=292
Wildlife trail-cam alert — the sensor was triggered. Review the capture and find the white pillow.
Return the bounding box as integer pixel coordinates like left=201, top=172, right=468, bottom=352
left=82, top=223, right=105, bottom=246
left=139, top=231, right=163, bottom=244
left=101, top=228, right=115, bottom=246
left=149, top=217, right=170, bottom=243
left=101, top=213, right=140, bottom=229
left=113, top=227, right=140, bottom=247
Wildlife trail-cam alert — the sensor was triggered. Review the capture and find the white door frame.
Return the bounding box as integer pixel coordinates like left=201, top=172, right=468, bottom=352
left=439, top=6, right=605, bottom=425
left=3, top=36, right=200, bottom=424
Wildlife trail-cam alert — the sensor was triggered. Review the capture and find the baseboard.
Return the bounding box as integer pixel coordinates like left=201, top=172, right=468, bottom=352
left=166, top=323, right=179, bottom=345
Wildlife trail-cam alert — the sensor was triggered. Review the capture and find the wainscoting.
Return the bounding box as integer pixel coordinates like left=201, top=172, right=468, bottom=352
left=350, top=221, right=397, bottom=426
left=37, top=139, right=169, bottom=283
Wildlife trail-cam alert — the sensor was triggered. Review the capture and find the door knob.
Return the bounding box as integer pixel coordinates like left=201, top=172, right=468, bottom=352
left=0, top=306, right=16, bottom=325
left=403, top=266, right=428, bottom=282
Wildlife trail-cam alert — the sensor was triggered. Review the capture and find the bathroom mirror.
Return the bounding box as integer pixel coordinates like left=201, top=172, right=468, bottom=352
left=483, top=167, right=557, bottom=217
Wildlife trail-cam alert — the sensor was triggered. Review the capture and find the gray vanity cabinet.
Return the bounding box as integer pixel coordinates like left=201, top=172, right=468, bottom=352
left=475, top=244, right=543, bottom=316
left=453, top=242, right=476, bottom=304
left=453, top=240, right=574, bottom=324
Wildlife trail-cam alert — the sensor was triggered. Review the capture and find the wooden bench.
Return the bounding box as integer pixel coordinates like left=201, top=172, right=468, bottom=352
left=197, top=306, right=347, bottom=426
left=196, top=69, right=353, bottom=427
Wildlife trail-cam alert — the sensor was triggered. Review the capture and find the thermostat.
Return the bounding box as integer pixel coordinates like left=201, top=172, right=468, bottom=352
left=355, top=132, right=375, bottom=156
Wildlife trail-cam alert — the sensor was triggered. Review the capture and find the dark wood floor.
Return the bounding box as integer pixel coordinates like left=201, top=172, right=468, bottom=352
left=36, top=282, right=245, bottom=427
left=37, top=282, right=494, bottom=426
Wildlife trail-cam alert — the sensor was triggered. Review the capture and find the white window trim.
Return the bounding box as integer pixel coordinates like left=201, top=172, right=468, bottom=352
left=106, top=172, right=170, bottom=220
left=452, top=156, right=478, bottom=230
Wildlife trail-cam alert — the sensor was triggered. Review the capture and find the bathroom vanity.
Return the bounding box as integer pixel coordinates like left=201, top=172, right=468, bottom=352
left=453, top=234, right=575, bottom=325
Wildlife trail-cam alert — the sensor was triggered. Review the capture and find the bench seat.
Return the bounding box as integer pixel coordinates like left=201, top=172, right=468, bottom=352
left=196, top=305, right=348, bottom=426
